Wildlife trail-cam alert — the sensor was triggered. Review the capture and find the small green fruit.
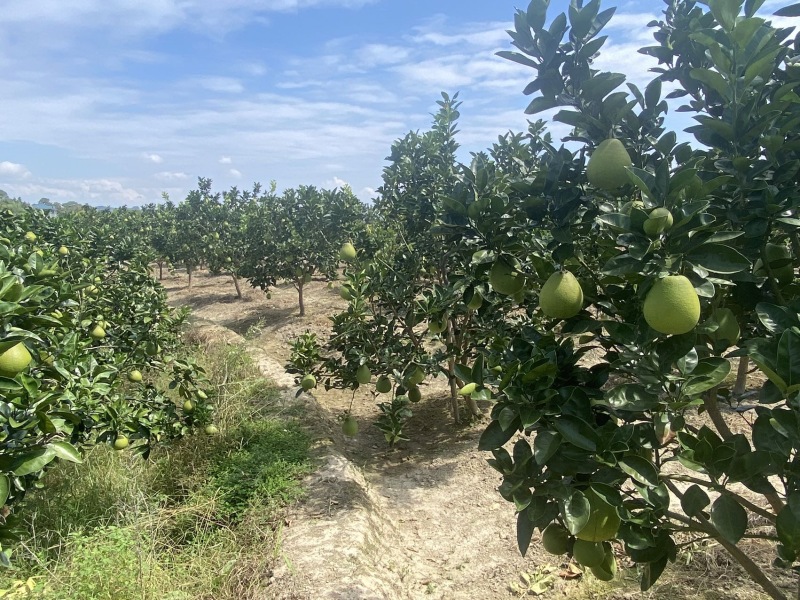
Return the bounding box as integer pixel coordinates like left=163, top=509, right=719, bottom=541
left=541, top=523, right=571, bottom=555
left=204, top=424, right=219, bottom=435
left=24, top=232, right=37, bottom=243
left=339, top=286, right=352, bottom=301
left=586, top=138, right=633, bottom=191
left=643, top=275, right=701, bottom=335
left=339, top=242, right=357, bottom=262
left=113, top=436, right=129, bottom=450
left=428, top=318, right=447, bottom=334
left=540, top=271, right=583, bottom=319
left=128, top=370, right=143, bottom=383
left=183, top=399, right=195, bottom=412
left=754, top=243, right=793, bottom=285
left=301, top=374, right=316, bottom=390
left=197, top=390, right=208, bottom=400
left=407, top=386, right=422, bottom=403
left=342, top=415, right=358, bottom=437
left=405, top=366, right=425, bottom=387
left=356, top=365, right=371, bottom=385
left=58, top=246, right=69, bottom=256
left=0, top=342, right=33, bottom=377
left=458, top=382, right=477, bottom=396
left=376, top=375, right=392, bottom=394
left=709, top=307, right=740, bottom=347
left=89, top=325, right=106, bottom=340
left=490, top=258, right=524, bottom=296
left=466, top=292, right=483, bottom=310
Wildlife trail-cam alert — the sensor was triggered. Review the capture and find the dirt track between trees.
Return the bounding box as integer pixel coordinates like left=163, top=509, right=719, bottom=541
left=164, top=269, right=778, bottom=600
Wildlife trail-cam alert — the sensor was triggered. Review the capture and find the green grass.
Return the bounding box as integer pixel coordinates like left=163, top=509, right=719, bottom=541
left=0, top=336, right=310, bottom=600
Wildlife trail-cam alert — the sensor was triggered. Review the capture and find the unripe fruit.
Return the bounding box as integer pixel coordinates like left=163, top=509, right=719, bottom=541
left=113, top=436, right=129, bottom=450
left=539, top=271, right=583, bottom=319
left=490, top=259, right=524, bottom=296
left=541, top=523, right=571, bottom=555
left=407, top=386, right=422, bottom=403
left=339, top=286, right=352, bottom=301
left=573, top=539, right=606, bottom=568
left=376, top=375, right=392, bottom=394
left=590, top=546, right=617, bottom=581
left=197, top=390, right=208, bottom=400
left=128, top=370, right=143, bottom=383
left=183, top=399, right=195, bottom=412
left=58, top=246, right=69, bottom=256
left=754, top=243, right=794, bottom=285
left=89, top=325, right=106, bottom=340
left=339, top=242, right=357, bottom=262
left=204, top=424, right=219, bottom=435
left=24, top=232, right=36, bottom=243
left=643, top=275, right=701, bottom=335
left=301, top=374, right=316, bottom=390
left=0, top=342, right=32, bottom=377
left=466, top=292, right=483, bottom=310
left=405, top=366, right=425, bottom=387
left=575, top=489, right=621, bottom=542
left=428, top=318, right=447, bottom=334
left=648, top=207, right=673, bottom=230
left=356, top=364, right=371, bottom=385
left=459, top=382, right=477, bottom=396
left=342, top=415, right=358, bottom=437
left=586, top=138, right=633, bottom=191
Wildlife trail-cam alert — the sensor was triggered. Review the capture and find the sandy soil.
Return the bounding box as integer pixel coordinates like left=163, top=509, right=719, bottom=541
left=163, top=268, right=785, bottom=600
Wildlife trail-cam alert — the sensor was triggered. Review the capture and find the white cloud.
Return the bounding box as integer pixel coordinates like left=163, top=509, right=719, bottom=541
left=324, top=176, right=349, bottom=189
left=156, top=171, right=189, bottom=181
left=143, top=153, right=163, bottom=163
left=0, top=161, right=31, bottom=178
left=195, top=77, right=245, bottom=94
left=219, top=156, right=232, bottom=164
left=229, top=168, right=242, bottom=178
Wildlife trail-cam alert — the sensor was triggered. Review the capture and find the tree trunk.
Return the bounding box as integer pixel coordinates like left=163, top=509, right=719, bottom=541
left=448, top=359, right=460, bottom=424
left=187, top=264, right=193, bottom=290
left=297, top=280, right=305, bottom=316
left=232, top=274, right=242, bottom=299
left=734, top=356, right=749, bottom=395
left=158, top=261, right=163, bottom=280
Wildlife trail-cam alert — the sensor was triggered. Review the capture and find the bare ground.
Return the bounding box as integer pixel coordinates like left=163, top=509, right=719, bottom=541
left=163, top=269, right=785, bottom=600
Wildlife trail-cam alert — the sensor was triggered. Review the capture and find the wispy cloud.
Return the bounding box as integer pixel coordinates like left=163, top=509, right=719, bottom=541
left=143, top=153, right=164, bottom=164
left=0, top=161, right=31, bottom=178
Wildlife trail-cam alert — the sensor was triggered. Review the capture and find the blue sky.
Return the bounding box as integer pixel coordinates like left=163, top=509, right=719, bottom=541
left=0, top=0, right=795, bottom=206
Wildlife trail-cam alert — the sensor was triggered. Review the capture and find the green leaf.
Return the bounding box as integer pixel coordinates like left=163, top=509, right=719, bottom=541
left=604, top=384, right=660, bottom=411
left=776, top=496, right=800, bottom=553
left=744, top=0, right=766, bottom=17
left=776, top=329, right=800, bottom=391
left=683, top=358, right=731, bottom=396
left=681, top=484, right=710, bottom=517
left=774, top=3, right=800, bottom=17
left=553, top=416, right=598, bottom=451
left=0, top=475, right=8, bottom=506
left=618, top=455, right=660, bottom=487
left=581, top=72, right=626, bottom=101
left=479, top=419, right=518, bottom=451
left=689, top=68, right=730, bottom=99
left=534, top=430, right=561, bottom=465
left=13, top=448, right=56, bottom=477
left=525, top=96, right=559, bottom=115
left=641, top=556, right=669, bottom=591
left=562, top=491, right=590, bottom=535
left=517, top=509, right=536, bottom=557
left=47, top=441, right=82, bottom=464
left=711, top=494, right=748, bottom=544
left=708, top=0, right=741, bottom=32
left=686, top=244, right=750, bottom=274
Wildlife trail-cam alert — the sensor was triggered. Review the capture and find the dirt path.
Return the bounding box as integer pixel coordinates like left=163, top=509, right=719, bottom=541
left=163, top=269, right=779, bottom=600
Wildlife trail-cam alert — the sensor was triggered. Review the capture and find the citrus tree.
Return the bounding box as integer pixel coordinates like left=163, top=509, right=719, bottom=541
left=458, top=0, right=800, bottom=597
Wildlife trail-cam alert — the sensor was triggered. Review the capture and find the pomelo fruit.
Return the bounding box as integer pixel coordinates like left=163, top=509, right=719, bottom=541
left=466, top=292, right=483, bottom=310
left=24, top=232, right=36, bottom=243
left=643, top=275, right=700, bottom=335
left=754, top=243, right=793, bottom=285
left=204, top=424, right=219, bottom=435
left=89, top=325, right=106, bottom=340
left=709, top=307, right=740, bottom=346
left=586, top=138, right=632, bottom=191
left=376, top=375, right=392, bottom=394
left=342, top=415, right=358, bottom=437
left=183, top=399, right=195, bottom=412
left=301, top=374, right=316, bottom=390
left=575, top=489, right=621, bottom=542
left=428, top=318, right=447, bottom=334
left=490, top=259, right=524, bottom=296
left=0, top=342, right=32, bottom=377
left=405, top=366, right=425, bottom=387
left=540, top=271, right=583, bottom=319
left=197, top=390, right=208, bottom=400
left=408, top=386, right=422, bottom=403
left=459, top=382, right=477, bottom=396
left=356, top=365, right=371, bottom=385
left=339, top=286, right=352, bottom=301
left=339, top=242, right=357, bottom=262
left=128, top=370, right=143, bottom=383
left=113, top=435, right=129, bottom=450
left=648, top=207, right=673, bottom=230
left=541, top=523, right=571, bottom=555
left=573, top=539, right=606, bottom=568
left=58, top=246, right=69, bottom=256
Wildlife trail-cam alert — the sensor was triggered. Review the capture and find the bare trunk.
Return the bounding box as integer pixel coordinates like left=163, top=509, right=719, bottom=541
left=187, top=264, right=193, bottom=290
left=448, top=360, right=460, bottom=424
left=232, top=274, right=242, bottom=299
left=158, top=261, right=163, bottom=280
left=704, top=387, right=733, bottom=440
left=298, top=280, right=305, bottom=316
left=734, top=356, right=749, bottom=395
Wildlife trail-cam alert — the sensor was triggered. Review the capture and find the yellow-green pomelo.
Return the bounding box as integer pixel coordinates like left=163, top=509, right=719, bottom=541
left=204, top=424, right=219, bottom=435
left=709, top=307, right=740, bottom=346
left=590, top=545, right=617, bottom=581
left=643, top=218, right=665, bottom=237
left=573, top=539, right=606, bottom=568
left=408, top=386, right=422, bottom=403
left=301, top=374, right=317, bottom=390
left=339, top=242, right=357, bottom=262
left=89, top=325, right=106, bottom=340
left=576, top=489, right=621, bottom=542
left=540, top=271, right=583, bottom=319
left=405, top=366, right=425, bottom=387
left=58, top=246, right=69, bottom=256
left=376, top=375, right=392, bottom=394
left=183, top=399, right=195, bottom=412
left=356, top=365, right=372, bottom=385
left=754, top=243, right=793, bottom=285
left=24, top=231, right=36, bottom=243
left=0, top=342, right=32, bottom=377
left=586, top=139, right=633, bottom=191
left=428, top=318, right=447, bottom=334
left=113, top=435, right=129, bottom=450
left=339, top=286, right=352, bottom=301
left=197, top=389, right=208, bottom=400
left=490, top=259, right=524, bottom=296
left=459, top=382, right=477, bottom=396
left=541, top=523, right=571, bottom=555
left=342, top=416, right=358, bottom=437
left=643, top=275, right=700, bottom=335
left=648, top=207, right=673, bottom=230
left=128, top=370, right=143, bottom=383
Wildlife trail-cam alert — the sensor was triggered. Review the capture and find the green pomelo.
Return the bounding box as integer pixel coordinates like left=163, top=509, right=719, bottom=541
left=490, top=259, right=524, bottom=296
left=339, top=286, right=352, bottom=301
left=356, top=365, right=372, bottom=385
left=648, top=207, right=673, bottom=230
left=754, top=243, right=793, bottom=285
left=342, top=416, right=358, bottom=437
left=541, top=523, right=571, bottom=555
left=128, top=370, right=143, bottom=383
left=90, top=325, right=106, bottom=340
left=576, top=489, right=621, bottom=542
left=183, top=400, right=195, bottom=412
left=376, top=375, right=392, bottom=394
left=643, top=275, right=700, bottom=335
left=301, top=374, right=317, bottom=390
left=466, top=292, right=483, bottom=310
left=113, top=436, right=129, bottom=450
left=586, top=138, right=633, bottom=191
left=573, top=539, right=606, bottom=568
left=405, top=366, right=425, bottom=387
left=459, top=382, right=477, bottom=396
left=709, top=307, right=740, bottom=346
left=643, top=218, right=665, bottom=238
left=407, top=386, right=422, bottom=403
left=428, top=319, right=447, bottom=334
left=540, top=271, right=583, bottom=319
left=339, top=242, right=357, bottom=262
left=204, top=424, right=219, bottom=435
left=0, top=342, right=32, bottom=377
